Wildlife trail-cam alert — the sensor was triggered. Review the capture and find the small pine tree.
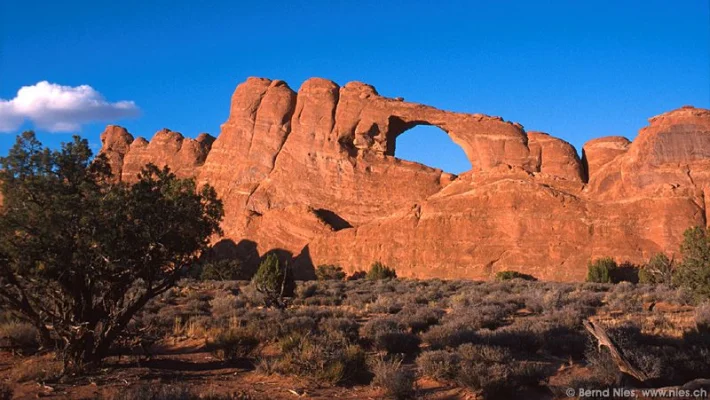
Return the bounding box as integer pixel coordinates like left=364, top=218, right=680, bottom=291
left=367, top=261, right=397, bottom=280
left=673, top=226, right=710, bottom=300
left=251, top=253, right=295, bottom=307
left=638, top=253, right=673, bottom=285
left=586, top=257, right=617, bottom=283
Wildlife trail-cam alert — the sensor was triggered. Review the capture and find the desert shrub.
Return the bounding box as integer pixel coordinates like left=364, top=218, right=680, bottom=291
left=367, top=261, right=397, bottom=280
left=377, top=332, right=421, bottom=355
left=422, top=323, right=479, bottom=350
left=200, top=259, right=247, bottom=281
left=238, top=309, right=282, bottom=342
left=372, top=356, right=416, bottom=399
left=11, top=358, right=62, bottom=383
left=367, top=295, right=404, bottom=314
left=208, top=328, right=260, bottom=362
left=495, top=271, right=537, bottom=281
left=280, top=316, right=317, bottom=336
left=185, top=297, right=211, bottom=316
left=455, top=344, right=551, bottom=398
left=589, top=322, right=710, bottom=386
left=347, top=271, right=367, bottom=281
left=416, top=350, right=459, bottom=381
left=586, top=257, right=617, bottom=283
left=251, top=253, right=295, bottom=307
left=540, top=326, right=588, bottom=359
left=673, top=226, right=710, bottom=301
left=316, top=264, right=346, bottom=281
left=398, top=306, right=444, bottom=333
left=455, top=361, right=508, bottom=396
left=321, top=317, right=360, bottom=343
left=275, top=332, right=368, bottom=385
left=639, top=253, right=674, bottom=285
left=296, top=282, right=319, bottom=300
left=584, top=343, right=623, bottom=385
left=0, top=320, right=39, bottom=351
left=479, top=326, right=542, bottom=354
left=458, top=343, right=512, bottom=364
left=696, top=302, right=710, bottom=332
left=361, top=317, right=406, bottom=339
left=361, top=316, right=419, bottom=354
left=210, top=293, right=242, bottom=320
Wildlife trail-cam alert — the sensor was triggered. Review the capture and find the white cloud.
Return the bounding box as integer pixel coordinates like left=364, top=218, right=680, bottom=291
left=0, top=81, right=140, bottom=133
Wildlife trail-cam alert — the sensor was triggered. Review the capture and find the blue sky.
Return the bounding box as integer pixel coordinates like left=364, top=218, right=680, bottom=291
left=1, top=0, right=708, bottom=174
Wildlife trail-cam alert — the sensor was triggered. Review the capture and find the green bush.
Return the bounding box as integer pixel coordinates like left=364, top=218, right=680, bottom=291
left=316, top=264, right=346, bottom=281
left=251, top=253, right=295, bottom=307
left=673, top=227, right=710, bottom=301
left=639, top=253, right=673, bottom=285
left=367, top=261, right=397, bottom=281
left=200, top=259, right=246, bottom=281
left=495, top=271, right=537, bottom=281
left=586, top=257, right=617, bottom=283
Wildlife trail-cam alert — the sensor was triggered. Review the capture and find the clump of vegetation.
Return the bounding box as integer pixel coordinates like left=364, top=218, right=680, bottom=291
left=367, top=261, right=397, bottom=280
left=251, top=253, right=295, bottom=308
left=586, top=257, right=618, bottom=283
left=199, top=259, right=247, bottom=281
left=495, top=271, right=537, bottom=281
left=347, top=271, right=367, bottom=281
left=371, top=356, right=416, bottom=399
left=454, top=343, right=551, bottom=398
left=0, top=132, right=224, bottom=372
left=316, top=264, right=346, bottom=281
left=270, top=332, right=368, bottom=385
left=416, top=350, right=459, bottom=381
left=361, top=316, right=420, bottom=354
left=638, top=253, right=674, bottom=285
left=673, top=226, right=710, bottom=301
left=11, top=358, right=63, bottom=383
left=208, top=328, right=260, bottom=362
left=0, top=320, right=39, bottom=352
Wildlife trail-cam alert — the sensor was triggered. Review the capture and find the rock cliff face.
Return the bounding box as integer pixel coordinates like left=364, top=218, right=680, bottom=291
left=99, top=78, right=710, bottom=281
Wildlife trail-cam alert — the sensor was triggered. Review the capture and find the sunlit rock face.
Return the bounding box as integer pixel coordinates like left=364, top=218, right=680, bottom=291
left=99, top=78, right=710, bottom=281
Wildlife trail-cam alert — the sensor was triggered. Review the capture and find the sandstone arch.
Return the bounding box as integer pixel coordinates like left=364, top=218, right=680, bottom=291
left=98, top=77, right=710, bottom=281
left=388, top=122, right=472, bottom=174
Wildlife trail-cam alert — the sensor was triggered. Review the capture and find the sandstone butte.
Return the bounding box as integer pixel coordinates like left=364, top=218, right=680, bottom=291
left=98, top=77, right=710, bottom=281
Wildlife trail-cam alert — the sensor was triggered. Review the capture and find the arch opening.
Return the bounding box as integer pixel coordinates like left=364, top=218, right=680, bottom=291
left=393, top=124, right=472, bottom=175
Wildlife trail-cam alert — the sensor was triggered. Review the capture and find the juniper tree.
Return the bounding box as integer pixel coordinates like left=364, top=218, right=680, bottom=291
left=0, top=132, right=223, bottom=371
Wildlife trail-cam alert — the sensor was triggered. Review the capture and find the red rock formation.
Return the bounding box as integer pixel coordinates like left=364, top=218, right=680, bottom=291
left=98, top=78, right=710, bottom=281
left=99, top=127, right=214, bottom=181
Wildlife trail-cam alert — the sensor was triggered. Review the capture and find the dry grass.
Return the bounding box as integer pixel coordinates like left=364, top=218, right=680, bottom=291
left=1, top=277, right=706, bottom=399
